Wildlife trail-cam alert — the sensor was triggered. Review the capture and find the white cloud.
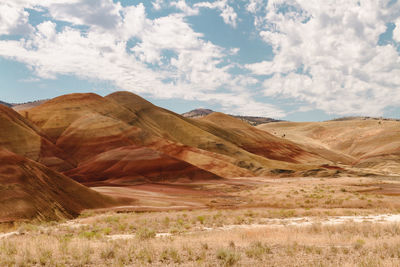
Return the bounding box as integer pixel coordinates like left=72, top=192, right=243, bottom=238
left=170, top=0, right=199, bottom=16
left=37, top=21, right=56, bottom=39
left=247, top=0, right=400, bottom=116
left=394, top=19, right=400, bottom=43
left=46, top=0, right=122, bottom=30
left=152, top=0, right=164, bottom=11
left=0, top=1, right=286, bottom=118
left=195, top=0, right=238, bottom=27
left=246, top=0, right=265, bottom=14
left=0, top=2, right=33, bottom=35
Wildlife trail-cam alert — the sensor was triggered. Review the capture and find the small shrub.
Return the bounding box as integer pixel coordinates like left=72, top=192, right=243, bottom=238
left=197, top=216, right=206, bottom=224
left=102, top=227, right=112, bottom=235
left=216, top=248, right=240, bottom=266
left=136, top=227, right=156, bottom=240
left=245, top=242, right=271, bottom=259
left=101, top=246, right=115, bottom=260
left=136, top=248, right=153, bottom=263
left=104, top=215, right=120, bottom=224
left=38, top=249, right=53, bottom=266
left=354, top=239, right=365, bottom=250
left=79, top=230, right=100, bottom=239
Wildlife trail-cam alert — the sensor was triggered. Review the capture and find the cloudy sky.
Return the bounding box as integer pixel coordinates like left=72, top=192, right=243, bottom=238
left=0, top=0, right=399, bottom=121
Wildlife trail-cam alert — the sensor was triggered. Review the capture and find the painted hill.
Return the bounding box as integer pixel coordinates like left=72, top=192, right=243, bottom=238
left=0, top=104, right=74, bottom=171
left=105, top=92, right=314, bottom=174
left=55, top=112, right=252, bottom=178
left=182, top=108, right=282, bottom=126
left=258, top=120, right=400, bottom=174
left=0, top=148, right=124, bottom=222
left=198, top=112, right=353, bottom=165
left=23, top=93, right=254, bottom=180
left=65, top=146, right=221, bottom=186
left=23, top=91, right=326, bottom=180
left=24, top=93, right=137, bottom=143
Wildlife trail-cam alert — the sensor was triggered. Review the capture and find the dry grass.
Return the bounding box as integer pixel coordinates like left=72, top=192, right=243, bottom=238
left=2, top=218, right=400, bottom=266
left=228, top=176, right=400, bottom=213
left=2, top=176, right=400, bottom=266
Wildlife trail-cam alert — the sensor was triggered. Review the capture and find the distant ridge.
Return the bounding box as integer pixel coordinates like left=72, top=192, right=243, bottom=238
left=182, top=108, right=214, bottom=118
left=0, top=101, right=11, bottom=107
left=182, top=108, right=282, bottom=126
left=329, top=116, right=400, bottom=122
left=12, top=99, right=49, bottom=111
left=0, top=99, right=49, bottom=111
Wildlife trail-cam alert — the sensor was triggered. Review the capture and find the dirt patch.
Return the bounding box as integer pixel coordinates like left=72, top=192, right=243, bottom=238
left=357, top=183, right=400, bottom=196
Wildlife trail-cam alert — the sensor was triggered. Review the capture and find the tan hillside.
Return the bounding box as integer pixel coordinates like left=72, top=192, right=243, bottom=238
left=51, top=106, right=253, bottom=178
left=65, top=146, right=221, bottom=186
left=0, top=148, right=126, bottom=223
left=106, top=92, right=314, bottom=174
left=258, top=120, right=400, bottom=173
left=197, top=112, right=353, bottom=165
left=24, top=93, right=138, bottom=142
left=0, top=105, right=74, bottom=171
left=24, top=93, right=257, bottom=178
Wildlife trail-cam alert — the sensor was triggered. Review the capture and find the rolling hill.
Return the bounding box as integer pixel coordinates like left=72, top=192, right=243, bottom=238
left=258, top=120, right=400, bottom=174
left=0, top=104, right=74, bottom=171
left=0, top=148, right=125, bottom=222
left=24, top=91, right=322, bottom=180
left=65, top=146, right=221, bottom=186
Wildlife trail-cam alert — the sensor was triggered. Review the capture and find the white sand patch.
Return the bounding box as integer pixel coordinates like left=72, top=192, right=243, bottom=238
left=0, top=231, right=20, bottom=239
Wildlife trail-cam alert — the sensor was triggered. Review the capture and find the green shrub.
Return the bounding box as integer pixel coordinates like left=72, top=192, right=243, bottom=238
left=216, top=248, right=240, bottom=266
left=136, top=227, right=156, bottom=240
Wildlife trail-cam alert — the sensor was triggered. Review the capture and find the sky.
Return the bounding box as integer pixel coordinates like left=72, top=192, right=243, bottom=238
left=0, top=0, right=399, bottom=121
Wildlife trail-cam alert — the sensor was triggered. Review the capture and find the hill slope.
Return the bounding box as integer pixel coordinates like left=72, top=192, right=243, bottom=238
left=0, top=148, right=123, bottom=222
left=106, top=92, right=315, bottom=173
left=198, top=112, right=353, bottom=165
left=258, top=120, right=400, bottom=173
left=0, top=105, right=74, bottom=171
left=23, top=91, right=348, bottom=180
left=65, top=146, right=221, bottom=185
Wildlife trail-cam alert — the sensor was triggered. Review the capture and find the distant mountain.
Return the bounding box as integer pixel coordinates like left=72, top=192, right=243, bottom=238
left=329, top=116, right=400, bottom=122
left=0, top=99, right=49, bottom=111
left=182, top=108, right=282, bottom=126
left=233, top=115, right=283, bottom=126
left=12, top=99, right=48, bottom=111
left=182, top=108, right=214, bottom=118
left=0, top=101, right=12, bottom=107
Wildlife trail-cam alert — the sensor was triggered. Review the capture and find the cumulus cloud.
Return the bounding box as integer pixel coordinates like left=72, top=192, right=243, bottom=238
left=246, top=0, right=400, bottom=116
left=394, top=19, right=400, bottom=43
left=152, top=0, right=164, bottom=11
left=0, top=2, right=33, bottom=35
left=170, top=0, right=199, bottom=16
left=0, top=0, right=284, bottom=117
left=195, top=0, right=238, bottom=27
left=46, top=0, right=122, bottom=29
